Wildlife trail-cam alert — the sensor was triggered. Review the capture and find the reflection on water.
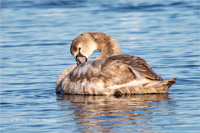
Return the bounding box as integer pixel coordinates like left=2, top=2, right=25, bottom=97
left=57, top=94, right=174, bottom=132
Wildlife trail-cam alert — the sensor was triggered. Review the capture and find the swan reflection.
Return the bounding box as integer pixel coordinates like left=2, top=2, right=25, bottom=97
left=57, top=94, right=174, bottom=132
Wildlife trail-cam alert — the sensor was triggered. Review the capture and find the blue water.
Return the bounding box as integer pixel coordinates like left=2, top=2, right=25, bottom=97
left=1, top=0, right=200, bottom=132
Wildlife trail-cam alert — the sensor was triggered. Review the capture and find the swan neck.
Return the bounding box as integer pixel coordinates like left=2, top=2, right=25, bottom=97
left=95, top=38, right=121, bottom=59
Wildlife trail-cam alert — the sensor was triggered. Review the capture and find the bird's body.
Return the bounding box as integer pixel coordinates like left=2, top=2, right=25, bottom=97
left=56, top=32, right=176, bottom=96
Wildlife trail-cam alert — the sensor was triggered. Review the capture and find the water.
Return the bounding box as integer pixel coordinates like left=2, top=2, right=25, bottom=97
left=1, top=0, right=199, bottom=132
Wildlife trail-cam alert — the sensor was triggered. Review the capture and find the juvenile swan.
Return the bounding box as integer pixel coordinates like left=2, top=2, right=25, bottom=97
left=56, top=32, right=176, bottom=96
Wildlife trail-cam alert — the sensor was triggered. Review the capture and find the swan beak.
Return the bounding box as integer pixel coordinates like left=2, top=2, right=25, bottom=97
left=76, top=53, right=87, bottom=65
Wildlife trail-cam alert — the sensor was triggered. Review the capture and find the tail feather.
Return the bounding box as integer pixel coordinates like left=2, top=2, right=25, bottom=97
left=162, top=78, right=176, bottom=87
left=148, top=78, right=177, bottom=93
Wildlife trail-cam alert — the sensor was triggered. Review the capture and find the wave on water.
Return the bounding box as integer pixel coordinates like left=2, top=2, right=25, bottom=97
left=0, top=43, right=67, bottom=48
left=1, top=0, right=86, bottom=9
left=2, top=0, right=195, bottom=12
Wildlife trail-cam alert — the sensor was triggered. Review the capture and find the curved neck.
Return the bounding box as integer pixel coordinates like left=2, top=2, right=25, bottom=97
left=88, top=32, right=121, bottom=59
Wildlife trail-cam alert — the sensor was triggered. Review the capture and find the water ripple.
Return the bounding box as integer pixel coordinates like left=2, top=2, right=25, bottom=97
left=56, top=94, right=175, bottom=132
left=1, top=0, right=199, bottom=132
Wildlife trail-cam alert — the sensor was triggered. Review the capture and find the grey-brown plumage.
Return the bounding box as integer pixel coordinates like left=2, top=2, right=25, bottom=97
left=56, top=32, right=176, bottom=95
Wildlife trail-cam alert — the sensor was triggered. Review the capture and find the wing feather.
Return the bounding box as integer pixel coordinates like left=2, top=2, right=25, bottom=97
left=108, top=55, right=163, bottom=81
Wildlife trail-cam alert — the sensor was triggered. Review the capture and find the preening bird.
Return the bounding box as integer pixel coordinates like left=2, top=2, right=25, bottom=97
left=56, top=32, right=176, bottom=96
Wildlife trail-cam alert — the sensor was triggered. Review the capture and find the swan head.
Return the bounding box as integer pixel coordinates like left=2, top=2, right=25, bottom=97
left=70, top=33, right=97, bottom=65
left=70, top=32, right=121, bottom=65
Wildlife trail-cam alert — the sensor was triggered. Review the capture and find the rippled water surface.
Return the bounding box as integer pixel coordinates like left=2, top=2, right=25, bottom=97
left=1, top=0, right=200, bottom=132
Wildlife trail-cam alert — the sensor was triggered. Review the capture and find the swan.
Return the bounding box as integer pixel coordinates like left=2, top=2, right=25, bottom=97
left=56, top=32, right=176, bottom=96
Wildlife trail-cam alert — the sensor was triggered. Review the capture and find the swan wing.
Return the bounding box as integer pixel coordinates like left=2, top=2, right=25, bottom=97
left=60, top=55, right=163, bottom=95
left=108, top=55, right=163, bottom=81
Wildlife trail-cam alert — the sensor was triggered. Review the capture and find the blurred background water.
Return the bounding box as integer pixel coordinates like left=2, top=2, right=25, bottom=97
left=1, top=0, right=200, bottom=132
